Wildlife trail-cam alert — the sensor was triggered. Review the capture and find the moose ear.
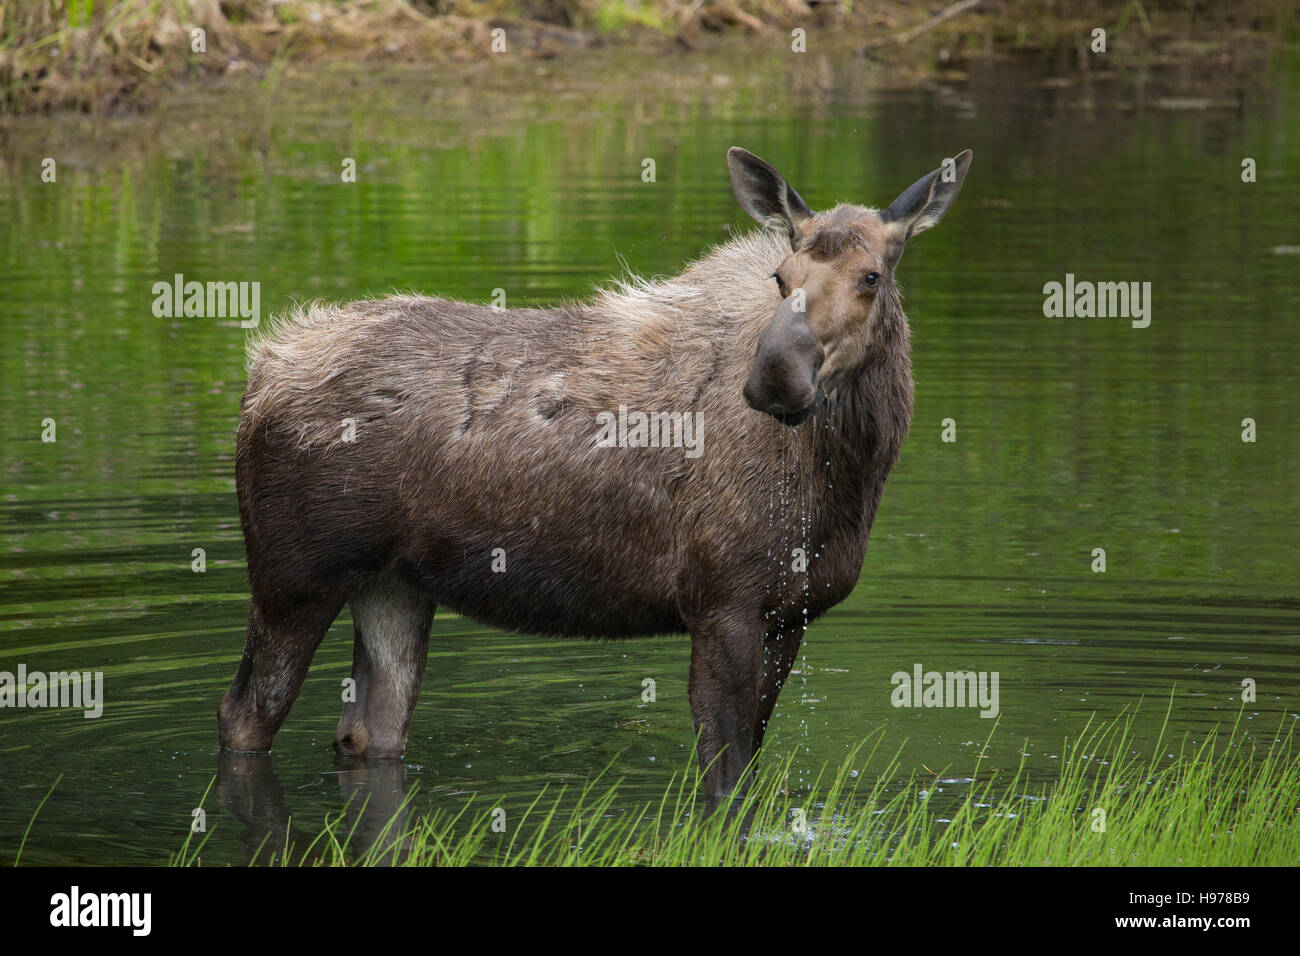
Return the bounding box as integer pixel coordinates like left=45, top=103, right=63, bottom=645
left=727, top=147, right=813, bottom=247
left=881, top=149, right=973, bottom=264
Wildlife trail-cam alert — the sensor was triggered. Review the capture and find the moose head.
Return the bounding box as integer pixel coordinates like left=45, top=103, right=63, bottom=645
left=731, top=147, right=973, bottom=424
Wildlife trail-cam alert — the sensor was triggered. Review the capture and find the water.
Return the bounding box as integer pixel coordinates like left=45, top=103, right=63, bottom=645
left=2, top=44, right=1298, bottom=864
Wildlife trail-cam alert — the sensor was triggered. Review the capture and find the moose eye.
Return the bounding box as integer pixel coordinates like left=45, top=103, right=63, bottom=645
left=861, top=272, right=881, bottom=290
left=772, top=273, right=789, bottom=298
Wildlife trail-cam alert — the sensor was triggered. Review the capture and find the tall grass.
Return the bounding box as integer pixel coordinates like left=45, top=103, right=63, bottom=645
left=171, top=704, right=1300, bottom=867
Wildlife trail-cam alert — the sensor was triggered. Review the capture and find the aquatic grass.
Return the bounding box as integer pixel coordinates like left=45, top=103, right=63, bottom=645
left=172, top=703, right=1300, bottom=867
left=170, top=774, right=218, bottom=865
left=12, top=773, right=62, bottom=867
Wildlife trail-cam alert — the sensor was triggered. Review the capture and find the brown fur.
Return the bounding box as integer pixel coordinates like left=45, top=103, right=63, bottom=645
left=218, top=149, right=970, bottom=806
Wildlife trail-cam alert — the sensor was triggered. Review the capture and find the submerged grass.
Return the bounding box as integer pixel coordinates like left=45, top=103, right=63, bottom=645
left=171, top=702, right=1300, bottom=866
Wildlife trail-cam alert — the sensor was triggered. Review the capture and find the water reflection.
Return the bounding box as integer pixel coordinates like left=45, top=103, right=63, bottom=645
left=216, top=752, right=414, bottom=866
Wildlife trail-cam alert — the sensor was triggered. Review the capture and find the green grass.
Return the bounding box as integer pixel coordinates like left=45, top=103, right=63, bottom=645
left=171, top=702, right=1300, bottom=866
left=12, top=774, right=62, bottom=867
left=586, top=0, right=672, bottom=35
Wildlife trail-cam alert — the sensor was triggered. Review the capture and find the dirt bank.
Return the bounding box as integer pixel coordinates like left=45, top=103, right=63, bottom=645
left=2, top=0, right=1295, bottom=114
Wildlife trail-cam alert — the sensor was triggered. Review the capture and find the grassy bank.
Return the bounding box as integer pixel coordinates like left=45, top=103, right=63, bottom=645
left=3, top=0, right=1297, bottom=114
left=171, top=706, right=1300, bottom=866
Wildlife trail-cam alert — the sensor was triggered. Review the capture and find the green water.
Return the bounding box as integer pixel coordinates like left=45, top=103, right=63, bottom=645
left=2, top=47, right=1298, bottom=864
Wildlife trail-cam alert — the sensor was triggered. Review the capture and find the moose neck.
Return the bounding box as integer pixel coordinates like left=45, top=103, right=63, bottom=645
left=813, top=303, right=914, bottom=539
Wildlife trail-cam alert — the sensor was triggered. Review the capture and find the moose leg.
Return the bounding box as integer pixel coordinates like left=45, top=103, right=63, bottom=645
left=333, top=576, right=434, bottom=759
left=219, top=596, right=342, bottom=752
left=334, top=619, right=374, bottom=755
left=687, top=609, right=764, bottom=808
left=752, top=623, right=805, bottom=753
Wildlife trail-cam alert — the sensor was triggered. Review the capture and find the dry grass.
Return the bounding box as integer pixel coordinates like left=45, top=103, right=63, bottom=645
left=1, top=1, right=1296, bottom=114
left=1, top=1, right=490, bottom=112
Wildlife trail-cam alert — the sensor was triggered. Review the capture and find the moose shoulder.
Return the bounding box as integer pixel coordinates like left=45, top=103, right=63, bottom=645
left=219, top=147, right=973, bottom=805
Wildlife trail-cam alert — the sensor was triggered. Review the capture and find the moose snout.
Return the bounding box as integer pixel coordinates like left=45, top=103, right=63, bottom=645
left=743, top=298, right=824, bottom=425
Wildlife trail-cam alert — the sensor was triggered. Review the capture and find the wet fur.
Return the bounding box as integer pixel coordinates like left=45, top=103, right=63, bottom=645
left=219, top=216, right=914, bottom=801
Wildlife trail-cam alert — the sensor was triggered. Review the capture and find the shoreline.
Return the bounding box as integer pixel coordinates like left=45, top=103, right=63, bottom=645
left=2, top=0, right=1295, bottom=117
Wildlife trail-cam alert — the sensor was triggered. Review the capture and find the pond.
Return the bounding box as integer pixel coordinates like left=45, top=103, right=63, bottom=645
left=2, top=42, right=1298, bottom=864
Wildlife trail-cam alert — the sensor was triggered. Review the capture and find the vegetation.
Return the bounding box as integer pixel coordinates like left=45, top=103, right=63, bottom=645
left=170, top=706, right=1300, bottom=866
left=2, top=0, right=1296, bottom=114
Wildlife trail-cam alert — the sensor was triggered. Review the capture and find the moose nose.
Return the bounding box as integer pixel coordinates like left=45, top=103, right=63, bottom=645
left=743, top=297, right=824, bottom=424
left=743, top=371, right=815, bottom=417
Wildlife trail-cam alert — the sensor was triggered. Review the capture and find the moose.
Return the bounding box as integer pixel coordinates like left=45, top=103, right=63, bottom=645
left=219, top=147, right=972, bottom=805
